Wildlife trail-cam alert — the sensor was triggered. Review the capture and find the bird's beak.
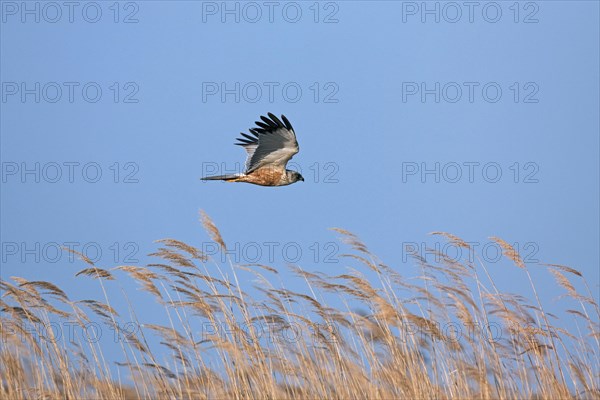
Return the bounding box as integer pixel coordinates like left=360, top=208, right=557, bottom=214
left=300, top=176, right=304, bottom=181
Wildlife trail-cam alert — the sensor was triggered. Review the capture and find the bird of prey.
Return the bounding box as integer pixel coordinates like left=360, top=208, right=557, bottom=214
left=201, top=113, right=304, bottom=186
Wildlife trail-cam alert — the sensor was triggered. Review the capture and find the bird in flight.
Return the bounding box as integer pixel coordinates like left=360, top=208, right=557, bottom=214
left=202, top=113, right=304, bottom=186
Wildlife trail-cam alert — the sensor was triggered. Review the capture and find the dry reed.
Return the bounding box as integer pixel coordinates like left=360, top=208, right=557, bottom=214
left=0, top=212, right=598, bottom=399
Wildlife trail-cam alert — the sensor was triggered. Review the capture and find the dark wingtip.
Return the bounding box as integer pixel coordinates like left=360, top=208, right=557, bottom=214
left=251, top=113, right=291, bottom=134
left=255, top=121, right=270, bottom=130
left=260, top=115, right=277, bottom=128
left=240, top=132, right=256, bottom=141
left=281, top=114, right=293, bottom=131
left=268, top=113, right=285, bottom=128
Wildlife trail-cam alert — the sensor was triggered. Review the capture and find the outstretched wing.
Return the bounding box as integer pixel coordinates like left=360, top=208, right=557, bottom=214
left=235, top=113, right=299, bottom=173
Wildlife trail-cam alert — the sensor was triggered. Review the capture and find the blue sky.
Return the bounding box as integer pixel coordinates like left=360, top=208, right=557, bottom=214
left=1, top=0, right=599, bottom=368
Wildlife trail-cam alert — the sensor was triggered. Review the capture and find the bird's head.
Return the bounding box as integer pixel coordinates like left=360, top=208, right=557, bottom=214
left=287, top=170, right=304, bottom=183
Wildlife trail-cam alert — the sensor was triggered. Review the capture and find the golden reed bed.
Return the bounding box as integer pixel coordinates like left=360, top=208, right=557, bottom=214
left=1, top=212, right=598, bottom=399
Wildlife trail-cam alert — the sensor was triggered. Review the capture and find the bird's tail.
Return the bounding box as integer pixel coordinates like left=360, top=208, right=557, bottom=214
left=201, top=173, right=243, bottom=182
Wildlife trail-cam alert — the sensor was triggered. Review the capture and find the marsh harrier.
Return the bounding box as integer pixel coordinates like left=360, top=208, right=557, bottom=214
left=201, top=113, right=304, bottom=186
